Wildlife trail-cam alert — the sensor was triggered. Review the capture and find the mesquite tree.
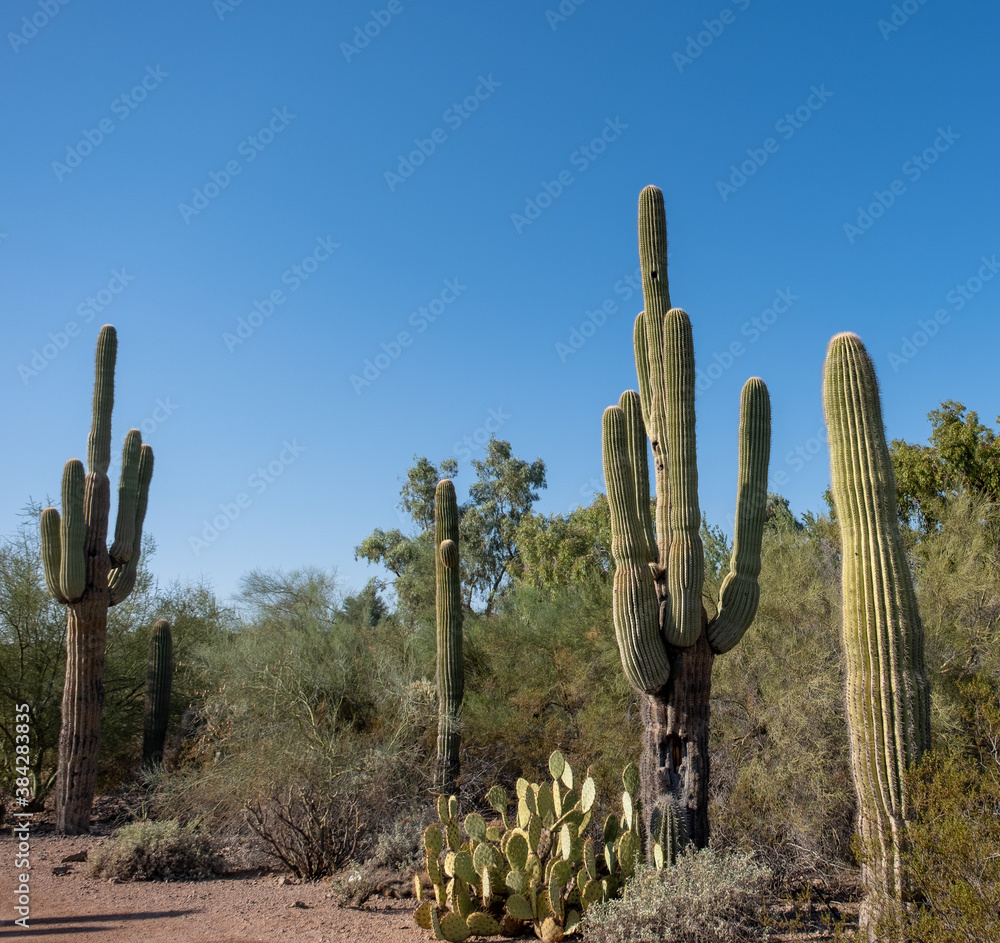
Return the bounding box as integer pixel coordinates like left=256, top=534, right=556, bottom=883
left=41, top=325, right=153, bottom=833
left=601, top=186, right=770, bottom=849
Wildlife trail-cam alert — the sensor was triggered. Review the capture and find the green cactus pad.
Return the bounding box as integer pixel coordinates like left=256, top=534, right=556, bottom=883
left=488, top=784, right=508, bottom=813
left=464, top=812, right=486, bottom=842
left=506, top=869, right=528, bottom=895
left=622, top=762, right=640, bottom=796
left=579, top=777, right=596, bottom=813
left=539, top=916, right=564, bottom=943
left=548, top=750, right=566, bottom=780
left=435, top=909, right=471, bottom=942
left=437, top=795, right=451, bottom=822
left=564, top=909, right=582, bottom=935
left=414, top=901, right=434, bottom=929
left=505, top=893, right=533, bottom=922
left=466, top=912, right=501, bottom=936
left=446, top=819, right=462, bottom=852
left=485, top=825, right=501, bottom=842
left=505, top=832, right=528, bottom=871
left=453, top=851, right=477, bottom=886
left=425, top=823, right=444, bottom=855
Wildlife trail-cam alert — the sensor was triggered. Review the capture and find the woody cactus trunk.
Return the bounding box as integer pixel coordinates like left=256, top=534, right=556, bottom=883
left=435, top=478, right=463, bottom=792
left=601, top=186, right=771, bottom=849
left=41, top=325, right=154, bottom=833
left=822, top=333, right=930, bottom=940
left=142, top=619, right=173, bottom=769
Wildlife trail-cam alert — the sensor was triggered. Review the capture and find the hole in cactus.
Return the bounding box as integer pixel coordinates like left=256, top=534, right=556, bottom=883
left=651, top=270, right=658, bottom=280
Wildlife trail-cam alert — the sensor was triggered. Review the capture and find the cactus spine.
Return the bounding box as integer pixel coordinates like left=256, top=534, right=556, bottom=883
left=602, top=185, right=771, bottom=849
left=142, top=619, right=173, bottom=769
left=41, top=325, right=154, bottom=833
left=435, top=479, right=464, bottom=792
left=822, top=333, right=930, bottom=939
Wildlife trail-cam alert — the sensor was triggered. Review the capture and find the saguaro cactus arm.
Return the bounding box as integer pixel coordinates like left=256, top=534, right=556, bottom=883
left=706, top=377, right=771, bottom=654
left=602, top=396, right=671, bottom=694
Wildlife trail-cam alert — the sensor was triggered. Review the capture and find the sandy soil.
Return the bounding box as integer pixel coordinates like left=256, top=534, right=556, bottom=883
left=0, top=825, right=437, bottom=943
left=2, top=800, right=857, bottom=942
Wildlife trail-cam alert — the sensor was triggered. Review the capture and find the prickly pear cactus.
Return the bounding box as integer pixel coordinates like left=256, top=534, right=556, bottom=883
left=415, top=752, right=649, bottom=941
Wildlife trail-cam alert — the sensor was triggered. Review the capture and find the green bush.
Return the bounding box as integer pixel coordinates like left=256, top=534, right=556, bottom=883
left=883, top=677, right=1000, bottom=942
left=89, top=819, right=225, bottom=881
left=582, top=847, right=772, bottom=943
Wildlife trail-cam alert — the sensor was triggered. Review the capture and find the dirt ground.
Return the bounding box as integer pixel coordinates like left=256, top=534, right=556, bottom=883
left=2, top=799, right=858, bottom=942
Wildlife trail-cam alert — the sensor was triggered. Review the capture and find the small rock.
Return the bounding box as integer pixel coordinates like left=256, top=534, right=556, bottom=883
left=51, top=866, right=72, bottom=876
left=62, top=851, right=88, bottom=863
left=108, top=877, right=122, bottom=885
left=290, top=900, right=308, bottom=909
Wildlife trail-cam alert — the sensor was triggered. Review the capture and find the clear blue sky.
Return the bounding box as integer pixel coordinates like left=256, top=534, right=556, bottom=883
left=2, top=0, right=997, bottom=604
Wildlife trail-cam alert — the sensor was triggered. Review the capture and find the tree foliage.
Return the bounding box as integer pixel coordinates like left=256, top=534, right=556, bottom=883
left=890, top=400, right=1000, bottom=531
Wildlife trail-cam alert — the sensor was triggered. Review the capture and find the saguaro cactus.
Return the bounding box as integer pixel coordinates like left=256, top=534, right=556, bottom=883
left=822, top=332, right=930, bottom=939
left=602, top=185, right=771, bottom=848
left=143, top=619, right=173, bottom=769
left=435, top=478, right=464, bottom=792
left=41, top=325, right=153, bottom=833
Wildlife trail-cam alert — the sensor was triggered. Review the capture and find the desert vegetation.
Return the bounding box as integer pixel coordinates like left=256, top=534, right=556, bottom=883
left=3, top=194, right=998, bottom=943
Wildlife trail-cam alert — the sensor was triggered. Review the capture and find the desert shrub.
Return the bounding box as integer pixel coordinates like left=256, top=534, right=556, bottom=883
left=150, top=568, right=432, bottom=830
left=89, top=819, right=225, bottom=881
left=582, top=847, right=772, bottom=943
left=709, top=515, right=853, bottom=874
left=244, top=782, right=368, bottom=880
left=882, top=676, right=1000, bottom=942
left=461, top=579, right=639, bottom=800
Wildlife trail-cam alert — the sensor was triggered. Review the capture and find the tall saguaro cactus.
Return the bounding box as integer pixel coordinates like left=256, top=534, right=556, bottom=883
left=602, top=186, right=771, bottom=848
left=822, top=333, right=930, bottom=939
left=434, top=478, right=463, bottom=792
left=143, top=619, right=173, bottom=769
left=41, top=325, right=154, bottom=833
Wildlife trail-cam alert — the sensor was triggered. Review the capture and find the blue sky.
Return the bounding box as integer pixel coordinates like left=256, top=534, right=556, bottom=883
left=2, top=0, right=997, bottom=604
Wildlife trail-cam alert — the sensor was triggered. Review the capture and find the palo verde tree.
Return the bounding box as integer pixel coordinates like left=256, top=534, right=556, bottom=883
left=41, top=325, right=154, bottom=834
left=601, top=186, right=771, bottom=850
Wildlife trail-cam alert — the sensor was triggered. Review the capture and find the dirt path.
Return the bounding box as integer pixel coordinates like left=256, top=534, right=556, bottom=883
left=0, top=828, right=439, bottom=943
